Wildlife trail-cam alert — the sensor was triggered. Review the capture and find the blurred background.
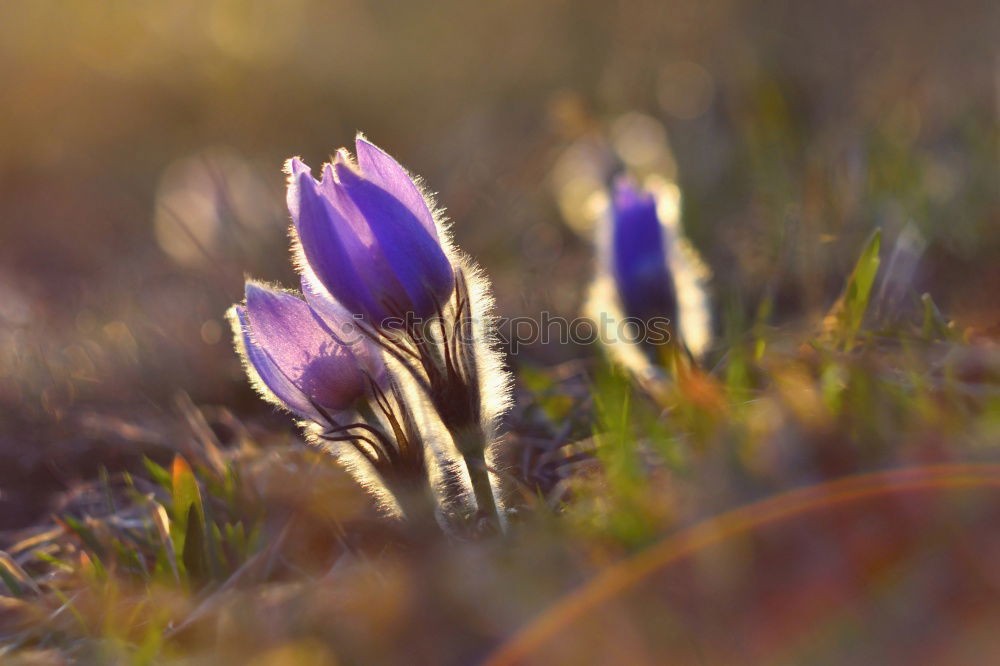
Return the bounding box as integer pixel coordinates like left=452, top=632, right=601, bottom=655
left=0, top=0, right=997, bottom=528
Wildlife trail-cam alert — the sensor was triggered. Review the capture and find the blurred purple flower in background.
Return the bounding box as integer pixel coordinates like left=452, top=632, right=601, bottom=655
left=611, top=179, right=679, bottom=327
left=288, top=138, right=455, bottom=325
left=583, top=168, right=712, bottom=383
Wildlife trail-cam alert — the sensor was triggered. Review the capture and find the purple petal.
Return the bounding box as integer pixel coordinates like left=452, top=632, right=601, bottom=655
left=233, top=305, right=319, bottom=420
left=317, top=163, right=378, bottom=243
left=310, top=163, right=419, bottom=323
left=299, top=274, right=387, bottom=384
left=245, top=283, right=366, bottom=412
left=354, top=137, right=439, bottom=240
left=284, top=157, right=313, bottom=221
left=298, top=273, right=358, bottom=342
left=292, top=170, right=388, bottom=320
left=332, top=161, right=454, bottom=318
left=611, top=179, right=677, bottom=324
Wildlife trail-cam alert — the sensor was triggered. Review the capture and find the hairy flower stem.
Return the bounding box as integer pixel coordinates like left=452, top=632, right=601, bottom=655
left=452, top=425, right=499, bottom=529
left=388, top=270, right=501, bottom=531
left=386, top=473, right=439, bottom=526
left=354, top=399, right=440, bottom=524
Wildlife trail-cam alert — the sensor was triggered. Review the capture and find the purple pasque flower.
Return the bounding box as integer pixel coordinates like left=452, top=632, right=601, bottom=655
left=223, top=134, right=516, bottom=532
left=232, top=281, right=378, bottom=421
left=611, top=178, right=678, bottom=325
left=287, top=137, right=454, bottom=326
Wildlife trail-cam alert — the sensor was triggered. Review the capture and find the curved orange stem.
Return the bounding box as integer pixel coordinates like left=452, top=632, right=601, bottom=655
left=485, top=463, right=1000, bottom=665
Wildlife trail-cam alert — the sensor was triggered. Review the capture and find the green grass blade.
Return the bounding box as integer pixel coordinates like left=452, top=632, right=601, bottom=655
left=170, top=455, right=204, bottom=559
left=825, top=230, right=881, bottom=349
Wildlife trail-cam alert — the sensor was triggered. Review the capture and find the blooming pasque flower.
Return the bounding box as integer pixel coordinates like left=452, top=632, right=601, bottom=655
left=228, top=135, right=512, bottom=531
left=611, top=179, right=679, bottom=326
left=231, top=282, right=374, bottom=421
left=288, top=138, right=454, bottom=325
